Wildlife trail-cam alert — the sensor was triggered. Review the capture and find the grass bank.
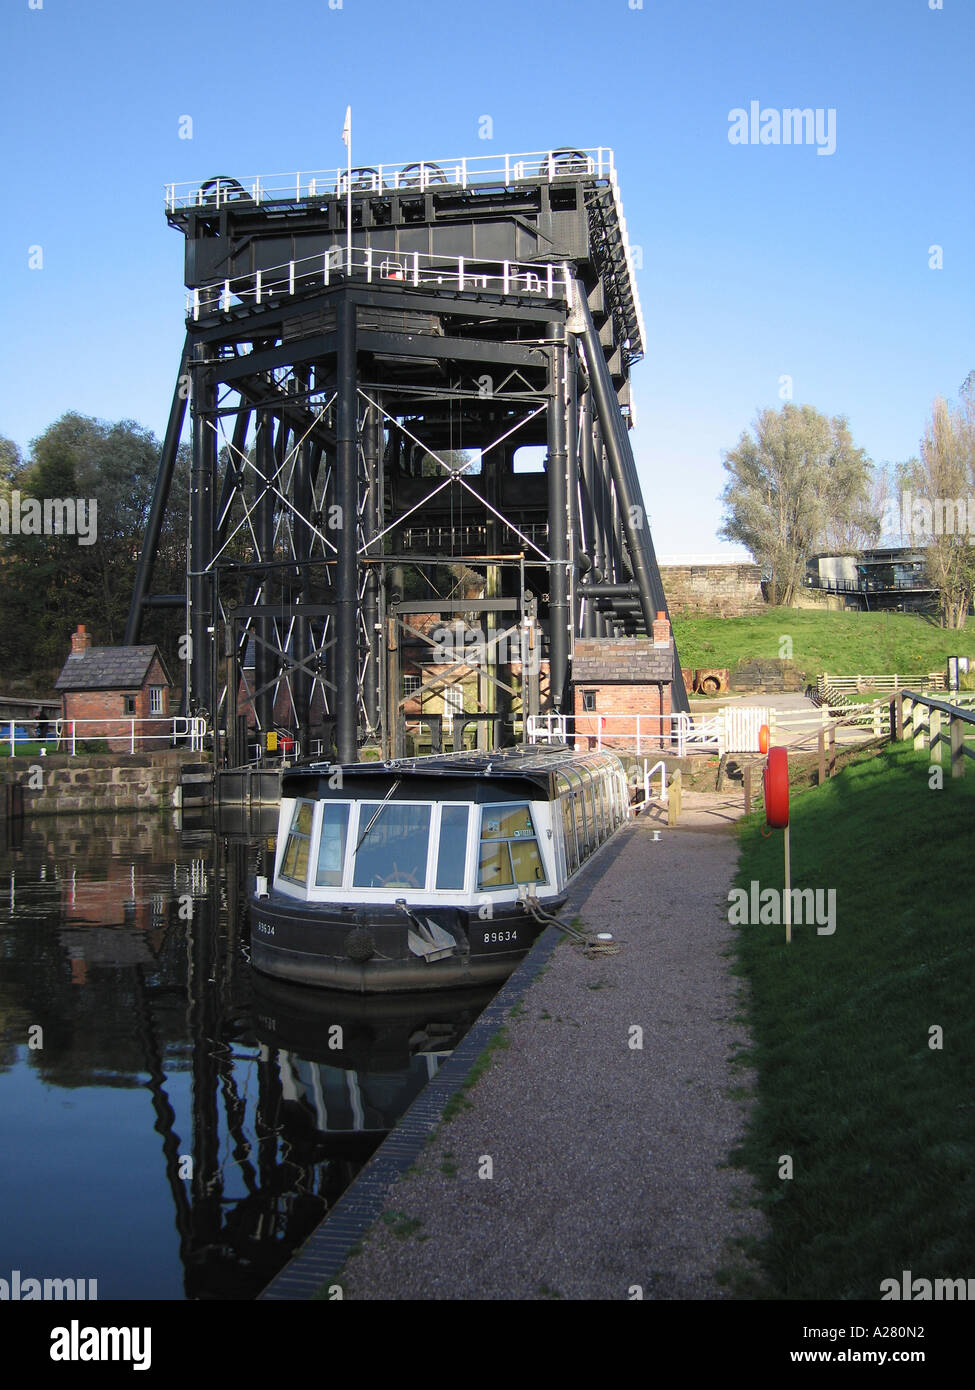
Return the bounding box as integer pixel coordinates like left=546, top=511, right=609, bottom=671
left=673, top=608, right=967, bottom=677
left=728, top=742, right=975, bottom=1299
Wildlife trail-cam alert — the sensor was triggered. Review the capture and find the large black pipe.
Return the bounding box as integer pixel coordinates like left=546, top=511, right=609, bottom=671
left=546, top=322, right=570, bottom=711
left=590, top=419, right=610, bottom=638
left=254, top=413, right=275, bottom=735
left=580, top=583, right=641, bottom=598
left=293, top=371, right=312, bottom=751
left=575, top=286, right=688, bottom=710
left=335, top=298, right=359, bottom=762
left=578, top=390, right=596, bottom=638
left=189, top=344, right=216, bottom=717
left=125, top=334, right=191, bottom=645
left=565, top=340, right=580, bottom=639
left=361, top=400, right=381, bottom=736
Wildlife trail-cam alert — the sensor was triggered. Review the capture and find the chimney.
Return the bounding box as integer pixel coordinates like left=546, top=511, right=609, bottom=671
left=652, top=610, right=672, bottom=648
left=71, top=624, right=91, bottom=656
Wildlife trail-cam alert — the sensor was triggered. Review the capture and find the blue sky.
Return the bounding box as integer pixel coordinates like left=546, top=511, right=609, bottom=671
left=1, top=0, right=971, bottom=556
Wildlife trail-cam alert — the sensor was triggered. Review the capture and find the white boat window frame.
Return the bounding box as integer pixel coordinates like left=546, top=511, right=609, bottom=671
left=277, top=797, right=317, bottom=890
left=275, top=797, right=480, bottom=900
left=349, top=799, right=436, bottom=892
left=476, top=800, right=549, bottom=893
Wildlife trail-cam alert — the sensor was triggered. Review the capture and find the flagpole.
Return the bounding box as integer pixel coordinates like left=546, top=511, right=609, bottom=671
left=343, top=106, right=352, bottom=276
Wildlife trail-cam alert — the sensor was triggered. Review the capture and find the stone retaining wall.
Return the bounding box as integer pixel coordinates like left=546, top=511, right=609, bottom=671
left=1, top=750, right=204, bottom=816
left=730, top=658, right=806, bottom=693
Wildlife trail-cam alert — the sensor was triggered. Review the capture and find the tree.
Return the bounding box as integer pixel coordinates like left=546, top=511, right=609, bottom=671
left=897, top=385, right=975, bottom=629
left=718, top=403, right=875, bottom=605
left=0, top=413, right=186, bottom=681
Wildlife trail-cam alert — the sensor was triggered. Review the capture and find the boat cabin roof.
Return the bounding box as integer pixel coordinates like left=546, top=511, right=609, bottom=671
left=281, top=744, right=624, bottom=804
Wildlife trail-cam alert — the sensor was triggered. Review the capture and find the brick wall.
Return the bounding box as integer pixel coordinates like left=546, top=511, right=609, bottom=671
left=572, top=682, right=672, bottom=751
left=661, top=563, right=765, bottom=617
left=62, top=658, right=172, bottom=752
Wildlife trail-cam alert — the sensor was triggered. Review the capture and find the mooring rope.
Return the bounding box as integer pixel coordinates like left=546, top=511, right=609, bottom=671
left=521, top=896, right=623, bottom=956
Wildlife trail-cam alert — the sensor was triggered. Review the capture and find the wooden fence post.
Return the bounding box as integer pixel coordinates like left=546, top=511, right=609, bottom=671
left=913, top=701, right=928, bottom=752
left=892, top=691, right=903, bottom=741
left=929, top=707, right=942, bottom=764
left=950, top=716, right=965, bottom=779
left=668, top=769, right=682, bottom=826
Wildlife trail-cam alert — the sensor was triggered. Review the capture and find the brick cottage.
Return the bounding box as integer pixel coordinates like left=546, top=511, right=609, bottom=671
left=55, top=625, right=174, bottom=753
left=571, top=613, right=676, bottom=751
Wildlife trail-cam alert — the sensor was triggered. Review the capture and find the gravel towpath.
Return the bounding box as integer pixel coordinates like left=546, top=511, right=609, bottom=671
left=341, top=795, right=767, bottom=1301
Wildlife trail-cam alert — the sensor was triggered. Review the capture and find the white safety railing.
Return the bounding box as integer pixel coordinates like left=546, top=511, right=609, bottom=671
left=680, top=713, right=723, bottom=754
left=527, top=712, right=686, bottom=755
left=165, top=148, right=616, bottom=212
left=633, top=758, right=669, bottom=810
left=527, top=709, right=778, bottom=757
left=24, top=717, right=210, bottom=756
left=187, top=245, right=574, bottom=320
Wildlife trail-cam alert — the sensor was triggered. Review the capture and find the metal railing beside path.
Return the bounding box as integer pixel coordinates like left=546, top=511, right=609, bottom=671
left=3, top=717, right=208, bottom=756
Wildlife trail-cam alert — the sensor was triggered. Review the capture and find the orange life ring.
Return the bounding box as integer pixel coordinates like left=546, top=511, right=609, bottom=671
left=763, top=746, right=790, bottom=828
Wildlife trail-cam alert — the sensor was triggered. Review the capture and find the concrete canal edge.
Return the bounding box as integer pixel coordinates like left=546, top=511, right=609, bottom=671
left=259, top=925, right=566, bottom=1301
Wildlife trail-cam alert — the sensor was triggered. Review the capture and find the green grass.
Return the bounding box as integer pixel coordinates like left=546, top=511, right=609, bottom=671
left=729, top=742, right=975, bottom=1299
left=673, top=608, right=967, bottom=678
left=441, top=1026, right=510, bottom=1121
left=381, top=1210, right=425, bottom=1240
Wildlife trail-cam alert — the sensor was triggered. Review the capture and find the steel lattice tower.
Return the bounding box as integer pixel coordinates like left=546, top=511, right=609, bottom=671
left=126, top=148, right=688, bottom=764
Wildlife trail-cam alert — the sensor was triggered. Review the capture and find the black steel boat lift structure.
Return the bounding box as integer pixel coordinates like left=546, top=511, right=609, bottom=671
left=126, top=149, right=687, bottom=764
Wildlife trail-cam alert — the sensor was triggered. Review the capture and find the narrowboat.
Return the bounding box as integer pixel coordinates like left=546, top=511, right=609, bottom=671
left=249, top=744, right=632, bottom=993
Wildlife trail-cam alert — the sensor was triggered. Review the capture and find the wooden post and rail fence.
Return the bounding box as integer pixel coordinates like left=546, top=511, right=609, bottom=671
left=891, top=689, right=975, bottom=778
left=739, top=689, right=972, bottom=816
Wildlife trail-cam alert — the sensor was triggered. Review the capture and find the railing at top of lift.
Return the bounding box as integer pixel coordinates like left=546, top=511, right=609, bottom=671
left=165, top=148, right=617, bottom=212
left=186, top=246, right=575, bottom=320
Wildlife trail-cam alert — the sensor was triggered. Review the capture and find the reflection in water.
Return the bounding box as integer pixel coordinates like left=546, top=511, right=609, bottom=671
left=0, top=810, right=492, bottom=1299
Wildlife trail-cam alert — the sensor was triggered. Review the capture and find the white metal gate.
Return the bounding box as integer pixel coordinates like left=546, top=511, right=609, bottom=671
left=721, top=706, right=771, bottom=753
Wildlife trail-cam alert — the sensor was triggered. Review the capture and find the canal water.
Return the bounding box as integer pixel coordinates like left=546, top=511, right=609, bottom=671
left=0, top=809, right=494, bottom=1300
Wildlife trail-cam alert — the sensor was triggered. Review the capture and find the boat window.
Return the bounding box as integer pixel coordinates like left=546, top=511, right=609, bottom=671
left=584, top=778, right=597, bottom=845
left=478, top=802, right=547, bottom=890
left=573, top=789, right=588, bottom=859
left=478, top=839, right=514, bottom=888
left=562, top=794, right=579, bottom=874
left=352, top=803, right=431, bottom=889
left=435, top=805, right=470, bottom=890
left=315, top=803, right=350, bottom=887
left=589, top=772, right=603, bottom=834
left=280, top=799, right=315, bottom=886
